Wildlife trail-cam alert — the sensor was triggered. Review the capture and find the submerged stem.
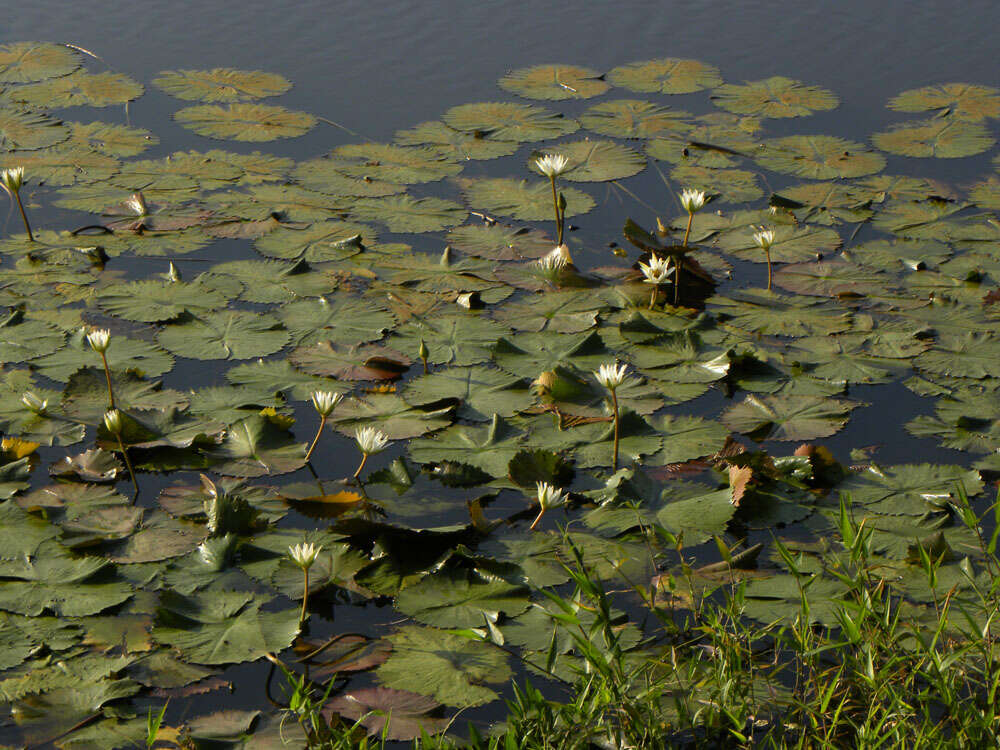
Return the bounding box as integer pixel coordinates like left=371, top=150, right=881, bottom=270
left=300, top=568, right=310, bottom=625
left=14, top=192, right=33, bottom=242
left=353, top=452, right=368, bottom=480
left=611, top=389, right=620, bottom=471
left=673, top=257, right=682, bottom=306
left=100, top=352, right=115, bottom=409
left=116, top=434, right=139, bottom=502
left=304, top=414, right=327, bottom=463
left=549, top=176, right=563, bottom=245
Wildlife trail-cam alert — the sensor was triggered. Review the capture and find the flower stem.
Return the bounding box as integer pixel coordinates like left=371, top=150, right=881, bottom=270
left=549, top=176, right=563, bottom=245
left=14, top=192, right=33, bottom=242
left=611, top=389, right=620, bottom=471
left=682, top=213, right=694, bottom=248
left=100, top=352, right=115, bottom=409
left=766, top=249, right=773, bottom=291
left=421, top=355, right=429, bottom=374
left=649, top=285, right=657, bottom=309
left=304, top=414, right=326, bottom=463
left=673, top=257, right=682, bottom=306
left=529, top=508, right=545, bottom=531
left=299, top=568, right=310, bottom=625
left=116, top=434, right=139, bottom=502
left=353, top=452, right=368, bottom=480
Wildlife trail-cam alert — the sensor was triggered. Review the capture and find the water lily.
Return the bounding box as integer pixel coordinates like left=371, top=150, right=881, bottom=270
left=536, top=250, right=567, bottom=286
left=87, top=329, right=116, bottom=409
left=530, top=481, right=566, bottom=530
left=754, top=227, right=776, bottom=290
left=419, top=339, right=430, bottom=374
left=594, top=362, right=629, bottom=470
left=0, top=167, right=32, bottom=241
left=104, top=408, right=139, bottom=500
left=674, top=188, right=709, bottom=305
left=535, top=153, right=569, bottom=178
left=535, top=154, right=569, bottom=244
left=305, top=391, right=343, bottom=463
left=21, top=392, right=47, bottom=415
left=354, top=426, right=390, bottom=479
left=124, top=191, right=148, bottom=216
left=638, top=255, right=674, bottom=308
left=289, top=541, right=323, bottom=625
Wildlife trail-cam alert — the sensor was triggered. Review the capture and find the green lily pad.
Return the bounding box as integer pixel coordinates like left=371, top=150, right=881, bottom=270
left=157, top=310, right=288, bottom=360
left=396, top=564, right=530, bottom=627
left=0, top=146, right=119, bottom=186
left=278, top=296, right=394, bottom=347
left=403, top=365, right=531, bottom=422
left=395, top=313, right=510, bottom=366
left=174, top=103, right=316, bottom=141
left=330, top=393, right=453, bottom=439
left=34, top=328, right=174, bottom=382
left=445, top=224, right=552, bottom=261
left=394, top=120, right=520, bottom=160
left=350, top=195, right=468, bottom=233
left=528, top=139, right=646, bottom=182
left=914, top=332, right=1000, bottom=379
left=647, top=415, right=729, bottom=465
left=773, top=260, right=887, bottom=297
left=408, top=414, right=523, bottom=477
left=291, top=158, right=406, bottom=197
left=580, top=99, right=691, bottom=139
left=493, top=330, right=611, bottom=378
left=153, top=68, right=291, bottom=102
left=0, top=313, right=63, bottom=363
left=774, top=182, right=875, bottom=225
left=709, top=289, right=853, bottom=337
left=443, top=101, right=579, bottom=142
left=888, top=83, right=1000, bottom=121
left=326, top=142, right=463, bottom=184
left=10, top=71, right=144, bottom=108
left=66, top=120, right=158, bottom=157
left=0, top=42, right=80, bottom=83
left=669, top=163, right=763, bottom=203
left=376, top=625, right=510, bottom=707
left=607, top=58, right=722, bottom=94
left=206, top=415, right=305, bottom=477
left=499, top=64, right=609, bottom=100
left=872, top=118, right=994, bottom=158
left=459, top=177, right=595, bottom=221
left=254, top=220, right=376, bottom=262
left=153, top=589, right=299, bottom=665
left=839, top=464, right=983, bottom=515
left=206, top=259, right=337, bottom=304
left=712, top=76, right=838, bottom=118
left=494, top=289, right=604, bottom=333
left=0, top=108, right=69, bottom=150
left=97, top=278, right=229, bottom=322
left=722, top=394, right=857, bottom=441
left=755, top=135, right=885, bottom=179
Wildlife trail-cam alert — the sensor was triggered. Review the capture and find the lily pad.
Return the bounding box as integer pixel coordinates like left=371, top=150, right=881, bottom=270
left=459, top=177, right=595, bottom=221
left=712, top=77, right=838, bottom=118
left=443, top=101, right=579, bottom=142
left=580, top=99, right=691, bottom=139
left=607, top=58, right=722, bottom=94
left=10, top=71, right=144, bottom=108
left=888, top=83, right=1000, bottom=121
left=722, top=394, right=857, bottom=441
left=157, top=310, right=288, bottom=360
left=350, top=195, right=468, bottom=233
left=174, top=103, right=316, bottom=141
left=153, top=68, right=292, bottom=102
left=394, top=120, right=519, bottom=160
left=499, top=64, right=609, bottom=100
left=872, top=118, right=994, bottom=158
left=755, top=135, right=885, bottom=179
left=0, top=42, right=80, bottom=83
left=0, top=108, right=69, bottom=150
left=528, top=139, right=646, bottom=182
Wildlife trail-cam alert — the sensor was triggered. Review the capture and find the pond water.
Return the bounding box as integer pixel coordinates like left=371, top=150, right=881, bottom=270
left=1, top=1, right=1000, bottom=746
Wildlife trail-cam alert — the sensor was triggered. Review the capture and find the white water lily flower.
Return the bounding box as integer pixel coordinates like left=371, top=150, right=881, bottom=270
left=0, top=167, right=24, bottom=195
left=536, top=481, right=566, bottom=510
left=21, top=391, right=47, bottom=414
left=679, top=188, right=707, bottom=214
left=87, top=328, right=111, bottom=354
left=310, top=390, right=342, bottom=417
left=355, top=426, right=390, bottom=455
left=638, top=255, right=673, bottom=285
left=103, top=408, right=123, bottom=434
left=535, top=153, right=570, bottom=178
left=288, top=541, right=322, bottom=570
left=125, top=191, right=148, bottom=216
left=594, top=362, right=629, bottom=390
left=753, top=228, right=775, bottom=250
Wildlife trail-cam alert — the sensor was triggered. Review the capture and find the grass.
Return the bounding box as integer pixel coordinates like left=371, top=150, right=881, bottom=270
left=266, top=490, right=1000, bottom=749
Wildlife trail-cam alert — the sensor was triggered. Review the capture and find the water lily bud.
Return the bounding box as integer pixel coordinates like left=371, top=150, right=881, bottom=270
left=310, top=390, right=342, bottom=417
left=679, top=188, right=707, bottom=214
left=288, top=541, right=322, bottom=570
left=536, top=481, right=566, bottom=511
left=125, top=191, right=148, bottom=216
left=0, top=167, right=24, bottom=195
left=87, top=328, right=111, bottom=354
left=355, top=425, right=390, bottom=455
left=103, top=408, right=123, bottom=435
left=535, top=153, right=570, bottom=178
left=594, top=362, right=629, bottom=390
left=21, top=391, right=47, bottom=415
left=167, top=261, right=181, bottom=282
left=418, top=339, right=429, bottom=361
left=753, top=228, right=775, bottom=250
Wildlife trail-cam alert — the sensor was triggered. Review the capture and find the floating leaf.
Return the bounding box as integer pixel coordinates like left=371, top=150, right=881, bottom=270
left=153, top=68, right=291, bottom=101
left=206, top=415, right=305, bottom=477
left=0, top=108, right=69, bottom=150
left=408, top=414, right=523, bottom=477
left=914, top=332, right=1000, bottom=379
left=712, top=77, right=838, bottom=118
left=395, top=120, right=520, bottom=160
left=0, top=313, right=63, bottom=363
left=772, top=260, right=887, bottom=296
left=872, top=118, right=994, bottom=158
left=888, top=83, right=1000, bottom=121
left=0, top=42, right=80, bottom=83
left=350, top=195, right=468, bottom=233
left=157, top=310, right=288, bottom=360
left=254, top=220, right=376, bottom=262
left=97, top=278, right=229, bottom=322
left=397, top=564, right=530, bottom=628
left=528, top=139, right=646, bottom=182
left=326, top=142, right=463, bottom=184
left=722, top=394, right=857, bottom=441
left=174, top=103, right=316, bottom=141
left=0, top=146, right=119, bottom=186
left=376, top=625, right=510, bottom=707
left=279, top=296, right=394, bottom=347
left=839, top=464, right=983, bottom=515
left=10, top=71, right=144, bottom=108
left=445, top=224, right=552, bottom=261
left=499, top=64, right=609, bottom=100
left=289, top=340, right=409, bottom=381
left=607, top=58, right=722, bottom=94
left=323, top=687, right=447, bottom=741
left=580, top=99, right=691, bottom=138
left=330, top=393, right=453, bottom=439
left=755, top=135, right=885, bottom=179
left=443, top=101, right=579, bottom=142
left=34, top=328, right=174, bottom=382
left=403, top=365, right=531, bottom=422
left=459, top=177, right=595, bottom=221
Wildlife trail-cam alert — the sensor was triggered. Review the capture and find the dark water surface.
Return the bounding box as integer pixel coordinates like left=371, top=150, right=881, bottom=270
left=2, top=0, right=999, bottom=742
